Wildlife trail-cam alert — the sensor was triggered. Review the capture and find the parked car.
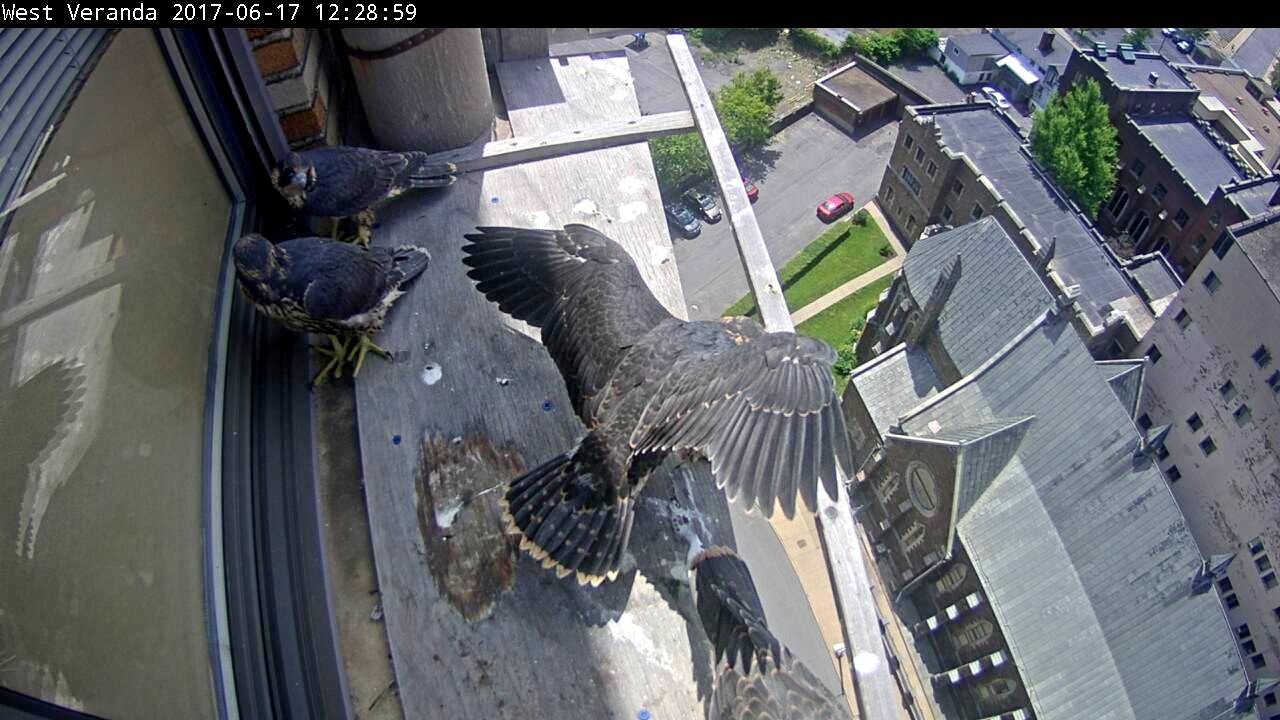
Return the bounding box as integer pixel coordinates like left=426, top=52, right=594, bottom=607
left=1176, top=39, right=1193, bottom=54
left=682, top=188, right=722, bottom=222
left=981, top=86, right=1011, bottom=109
left=742, top=177, right=759, bottom=203
left=1161, top=28, right=1177, bottom=37
left=816, top=192, right=855, bottom=222
left=666, top=203, right=702, bottom=238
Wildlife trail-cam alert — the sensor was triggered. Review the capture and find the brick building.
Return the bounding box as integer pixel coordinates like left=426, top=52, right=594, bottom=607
left=843, top=218, right=1253, bottom=719
left=873, top=102, right=1169, bottom=358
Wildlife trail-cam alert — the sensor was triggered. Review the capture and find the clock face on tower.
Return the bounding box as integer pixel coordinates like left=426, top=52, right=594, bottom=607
left=906, top=461, right=939, bottom=517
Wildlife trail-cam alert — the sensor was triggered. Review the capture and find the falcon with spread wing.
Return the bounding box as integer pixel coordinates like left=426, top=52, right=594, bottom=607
left=462, top=225, right=851, bottom=585
left=693, top=547, right=850, bottom=719
left=272, top=146, right=457, bottom=246
left=233, top=233, right=430, bottom=383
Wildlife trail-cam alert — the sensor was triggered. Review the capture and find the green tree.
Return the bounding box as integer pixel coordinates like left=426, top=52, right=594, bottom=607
left=850, top=32, right=902, bottom=65
left=1029, top=78, right=1118, bottom=217
left=649, top=69, right=784, bottom=189
left=891, top=28, right=939, bottom=57
left=1121, top=28, right=1152, bottom=48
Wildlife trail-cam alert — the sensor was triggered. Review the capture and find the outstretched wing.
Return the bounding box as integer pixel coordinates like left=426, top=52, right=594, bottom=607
left=710, top=654, right=851, bottom=720
left=462, top=224, right=674, bottom=420
left=632, top=322, right=851, bottom=518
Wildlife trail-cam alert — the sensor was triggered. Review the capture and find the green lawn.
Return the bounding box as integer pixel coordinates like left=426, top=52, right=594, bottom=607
left=723, top=217, right=894, bottom=319
left=796, top=274, right=895, bottom=395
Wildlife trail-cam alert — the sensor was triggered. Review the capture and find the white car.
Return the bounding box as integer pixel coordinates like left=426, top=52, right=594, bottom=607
left=1176, top=39, right=1193, bottom=54
left=1161, top=28, right=1177, bottom=37
left=981, top=86, right=1011, bottom=110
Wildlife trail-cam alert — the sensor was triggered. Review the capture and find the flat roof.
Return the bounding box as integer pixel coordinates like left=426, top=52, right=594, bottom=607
left=1089, top=52, right=1192, bottom=90
left=927, top=106, right=1145, bottom=329
left=1182, top=67, right=1280, bottom=165
left=819, top=62, right=896, bottom=111
left=1131, top=114, right=1245, bottom=201
left=947, top=32, right=1008, bottom=58
left=1233, top=211, right=1280, bottom=300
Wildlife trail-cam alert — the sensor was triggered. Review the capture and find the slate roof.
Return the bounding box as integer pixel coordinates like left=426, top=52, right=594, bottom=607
left=1096, top=359, right=1145, bottom=417
left=1224, top=176, right=1280, bottom=218
left=1122, top=253, right=1182, bottom=304
left=927, top=108, right=1146, bottom=330
left=850, top=344, right=941, bottom=436
left=1232, top=210, right=1280, bottom=302
left=947, top=32, right=1008, bottom=58
left=1130, top=114, right=1246, bottom=202
left=992, top=28, right=1074, bottom=71
left=855, top=222, right=1245, bottom=719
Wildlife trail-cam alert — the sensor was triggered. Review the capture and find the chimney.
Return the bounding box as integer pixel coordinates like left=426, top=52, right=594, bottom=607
left=1039, top=30, right=1055, bottom=52
left=1148, top=71, right=1160, bottom=86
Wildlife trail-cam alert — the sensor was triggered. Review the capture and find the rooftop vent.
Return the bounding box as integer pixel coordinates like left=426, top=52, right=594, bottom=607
left=1148, top=71, right=1159, bottom=86
left=1095, top=42, right=1108, bottom=59
left=1040, top=30, right=1055, bottom=52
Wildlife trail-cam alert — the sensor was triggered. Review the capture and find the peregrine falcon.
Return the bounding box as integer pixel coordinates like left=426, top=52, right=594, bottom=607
left=692, top=547, right=850, bottom=720
left=233, top=233, right=430, bottom=383
left=271, top=146, right=457, bottom=247
left=461, top=224, right=852, bottom=585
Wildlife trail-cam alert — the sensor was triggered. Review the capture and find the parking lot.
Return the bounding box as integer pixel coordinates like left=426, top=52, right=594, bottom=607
left=672, top=113, right=900, bottom=319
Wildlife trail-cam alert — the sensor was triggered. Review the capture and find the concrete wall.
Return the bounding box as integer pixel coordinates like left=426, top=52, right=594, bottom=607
left=1131, top=235, right=1280, bottom=680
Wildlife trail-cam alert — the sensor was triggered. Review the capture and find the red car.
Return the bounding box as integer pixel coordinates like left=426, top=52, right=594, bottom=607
left=817, top=192, right=855, bottom=221
left=743, top=177, right=759, bottom=203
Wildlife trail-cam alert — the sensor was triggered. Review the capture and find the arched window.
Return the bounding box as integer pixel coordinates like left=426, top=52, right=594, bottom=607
left=934, top=563, right=969, bottom=596
left=1106, top=187, right=1130, bottom=218
left=954, top=618, right=995, bottom=650
left=1127, top=210, right=1151, bottom=243
left=975, top=677, right=1018, bottom=704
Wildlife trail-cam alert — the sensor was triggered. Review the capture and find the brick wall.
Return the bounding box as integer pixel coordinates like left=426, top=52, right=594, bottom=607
left=247, top=28, right=344, bottom=149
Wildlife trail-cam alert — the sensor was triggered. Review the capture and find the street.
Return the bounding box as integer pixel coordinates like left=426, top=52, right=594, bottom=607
left=674, top=114, right=899, bottom=319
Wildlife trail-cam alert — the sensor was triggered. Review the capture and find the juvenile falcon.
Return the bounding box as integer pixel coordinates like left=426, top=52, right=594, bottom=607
left=462, top=224, right=852, bottom=585
left=233, top=233, right=430, bottom=383
left=692, top=546, right=850, bottom=719
left=272, top=146, right=457, bottom=247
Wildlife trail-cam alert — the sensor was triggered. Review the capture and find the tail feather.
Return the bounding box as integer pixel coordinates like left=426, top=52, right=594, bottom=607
left=388, top=245, right=431, bottom=285
left=500, top=434, right=633, bottom=586
left=692, top=547, right=784, bottom=675
left=402, top=151, right=457, bottom=187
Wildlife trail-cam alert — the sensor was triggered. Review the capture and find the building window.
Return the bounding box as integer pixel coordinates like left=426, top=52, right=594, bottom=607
left=905, top=134, right=915, bottom=150
left=1193, top=235, right=1208, bottom=253
left=1175, top=309, right=1191, bottom=329
left=1253, top=654, right=1268, bottom=669
left=942, top=204, right=954, bottom=222
left=1166, top=465, right=1182, bottom=482
left=901, top=166, right=922, bottom=195
left=952, top=179, right=964, bottom=196
left=1138, top=413, right=1153, bottom=431
left=927, top=160, right=937, bottom=178
left=1274, top=606, right=1280, bottom=621
left=1236, top=405, right=1252, bottom=426
left=1147, top=345, right=1163, bottom=365
left=884, top=185, right=895, bottom=203
left=1203, top=271, right=1222, bottom=294
left=1259, top=556, right=1273, bottom=573
left=1153, top=236, right=1170, bottom=255
left=971, top=204, right=984, bottom=220
left=1241, top=622, right=1256, bottom=638
left=1251, top=537, right=1266, bottom=555
left=1268, top=371, right=1280, bottom=392
left=1127, top=210, right=1152, bottom=243
left=1255, top=345, right=1272, bottom=368
left=907, top=215, right=918, bottom=233
left=1132, top=158, right=1146, bottom=177
left=1267, top=573, right=1280, bottom=590
left=1245, top=640, right=1259, bottom=655
left=1200, top=436, right=1217, bottom=456
left=1153, top=183, right=1168, bottom=201
left=1106, top=186, right=1130, bottom=218
left=1219, top=577, right=1234, bottom=593
left=1221, top=381, right=1237, bottom=401
left=1265, top=691, right=1276, bottom=706
left=1227, top=593, right=1241, bottom=609
left=1213, top=231, right=1234, bottom=259
left=1187, top=413, right=1203, bottom=431
left=915, top=147, right=926, bottom=164
left=1210, top=209, right=1222, bottom=227
left=1174, top=208, right=1190, bottom=229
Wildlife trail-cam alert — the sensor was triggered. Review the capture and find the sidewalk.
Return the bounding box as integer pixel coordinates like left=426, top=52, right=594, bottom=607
left=789, top=200, right=908, bottom=325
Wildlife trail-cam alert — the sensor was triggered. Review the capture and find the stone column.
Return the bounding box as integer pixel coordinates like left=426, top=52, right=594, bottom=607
left=342, top=28, right=493, bottom=152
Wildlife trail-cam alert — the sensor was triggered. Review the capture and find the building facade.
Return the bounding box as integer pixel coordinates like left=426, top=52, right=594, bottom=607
left=1131, top=210, right=1280, bottom=707
left=844, top=217, right=1254, bottom=720
left=873, top=102, right=1169, bottom=358
left=940, top=33, right=1006, bottom=86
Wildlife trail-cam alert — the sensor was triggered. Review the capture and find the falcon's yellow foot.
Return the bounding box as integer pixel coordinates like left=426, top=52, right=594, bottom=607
left=346, top=335, right=392, bottom=377
left=312, top=335, right=349, bottom=385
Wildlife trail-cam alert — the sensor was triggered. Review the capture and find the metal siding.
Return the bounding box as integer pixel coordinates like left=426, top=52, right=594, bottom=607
left=0, top=29, right=109, bottom=209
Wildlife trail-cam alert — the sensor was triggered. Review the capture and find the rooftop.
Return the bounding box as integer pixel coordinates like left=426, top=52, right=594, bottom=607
left=1130, top=113, right=1246, bottom=201
left=818, top=61, right=897, bottom=111
left=1232, top=209, right=1280, bottom=302
left=851, top=221, right=1246, bottom=720
left=922, top=105, right=1151, bottom=331
left=946, top=32, right=1008, bottom=58
left=1087, top=50, right=1193, bottom=91
left=992, top=27, right=1074, bottom=71
left=1123, top=252, right=1182, bottom=307
left=1181, top=66, right=1280, bottom=165
left=1223, top=175, right=1280, bottom=217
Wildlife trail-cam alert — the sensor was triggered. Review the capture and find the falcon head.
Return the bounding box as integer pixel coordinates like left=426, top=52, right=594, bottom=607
left=271, top=152, right=316, bottom=209
left=233, top=233, right=283, bottom=285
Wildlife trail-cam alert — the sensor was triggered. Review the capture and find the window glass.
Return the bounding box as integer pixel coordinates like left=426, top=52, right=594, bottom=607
left=0, top=31, right=229, bottom=718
